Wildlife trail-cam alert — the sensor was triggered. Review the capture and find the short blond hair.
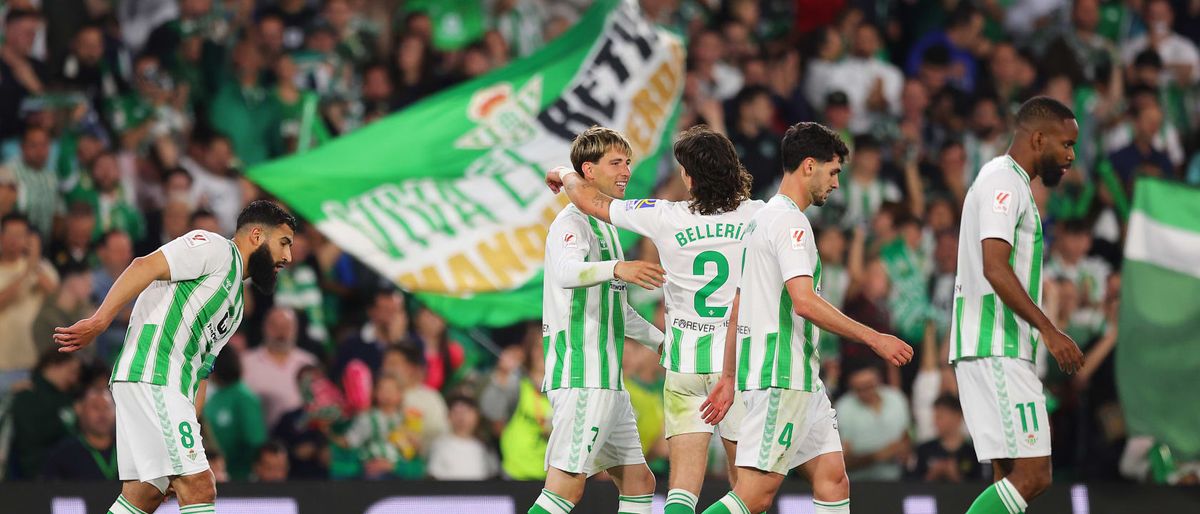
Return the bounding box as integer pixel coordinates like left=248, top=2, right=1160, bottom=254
left=569, top=127, right=633, bottom=172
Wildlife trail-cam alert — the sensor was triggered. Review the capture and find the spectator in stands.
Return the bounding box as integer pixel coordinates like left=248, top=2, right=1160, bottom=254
left=56, top=24, right=117, bottom=115
left=803, top=27, right=844, bottom=111
left=339, top=373, right=424, bottom=479
left=67, top=151, right=146, bottom=242
left=7, top=127, right=59, bottom=238
left=39, top=386, right=117, bottom=481
left=840, top=259, right=894, bottom=374
left=251, top=441, right=291, bottom=482
left=273, top=226, right=330, bottom=352
left=829, top=22, right=904, bottom=134
left=905, top=4, right=985, bottom=92
left=480, top=324, right=537, bottom=434
left=963, top=95, right=1006, bottom=180
left=181, top=133, right=242, bottom=235
left=0, top=213, right=59, bottom=392
left=1120, top=0, right=1200, bottom=86
left=907, top=394, right=981, bottom=482
left=0, top=166, right=17, bottom=219
left=190, top=208, right=222, bottom=234
left=495, top=331, right=550, bottom=480
left=208, top=38, right=279, bottom=168
left=411, top=305, right=465, bottom=392
left=32, top=264, right=93, bottom=359
left=1107, top=98, right=1175, bottom=200
left=689, top=29, right=742, bottom=101
left=380, top=344, right=450, bottom=449
left=729, top=85, right=781, bottom=199
left=0, top=9, right=47, bottom=141
left=107, top=52, right=188, bottom=152
left=823, top=135, right=901, bottom=229
left=258, top=0, right=318, bottom=51
left=48, top=202, right=96, bottom=274
left=427, top=395, right=497, bottom=480
left=143, top=0, right=215, bottom=70
left=272, top=364, right=335, bottom=479
left=9, top=350, right=81, bottom=479
left=89, top=230, right=133, bottom=363
left=838, top=364, right=911, bottom=481
left=243, top=306, right=319, bottom=429
left=205, top=349, right=267, bottom=482
left=334, top=288, right=409, bottom=381
left=822, top=91, right=853, bottom=143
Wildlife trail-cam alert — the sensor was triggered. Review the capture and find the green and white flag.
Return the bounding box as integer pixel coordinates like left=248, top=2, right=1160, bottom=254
left=1117, top=178, right=1200, bottom=459
left=247, top=0, right=685, bottom=327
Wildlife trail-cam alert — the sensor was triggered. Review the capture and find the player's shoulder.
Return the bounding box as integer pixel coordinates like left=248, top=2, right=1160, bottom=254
left=617, top=197, right=674, bottom=213
left=974, top=156, right=1025, bottom=187
left=176, top=229, right=229, bottom=250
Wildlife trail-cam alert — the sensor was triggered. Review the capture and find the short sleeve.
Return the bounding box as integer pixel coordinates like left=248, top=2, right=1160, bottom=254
left=770, top=213, right=817, bottom=282
left=976, top=174, right=1025, bottom=244
left=160, top=230, right=231, bottom=282
left=608, top=198, right=669, bottom=237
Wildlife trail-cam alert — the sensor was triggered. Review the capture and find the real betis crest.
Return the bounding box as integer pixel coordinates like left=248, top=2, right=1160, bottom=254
left=454, top=77, right=543, bottom=149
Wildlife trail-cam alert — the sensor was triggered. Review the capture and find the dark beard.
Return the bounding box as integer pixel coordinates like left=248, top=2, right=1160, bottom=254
left=1038, top=153, right=1066, bottom=187
left=247, top=243, right=278, bottom=293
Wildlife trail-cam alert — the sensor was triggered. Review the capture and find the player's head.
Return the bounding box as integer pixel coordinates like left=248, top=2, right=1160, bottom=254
left=780, top=122, right=849, bottom=207
left=1014, top=96, right=1077, bottom=187
left=672, top=125, right=751, bottom=215
left=570, top=127, right=633, bottom=199
left=236, top=200, right=298, bottom=293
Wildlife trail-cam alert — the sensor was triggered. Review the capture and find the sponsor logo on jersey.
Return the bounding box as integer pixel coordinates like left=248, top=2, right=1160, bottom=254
left=790, top=228, right=806, bottom=250
left=562, top=232, right=578, bottom=248
left=993, top=189, right=1012, bottom=214
left=185, top=232, right=210, bottom=248
left=626, top=199, right=657, bottom=210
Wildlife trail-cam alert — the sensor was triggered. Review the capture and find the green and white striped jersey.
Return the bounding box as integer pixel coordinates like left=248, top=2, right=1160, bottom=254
left=542, top=205, right=665, bottom=392
left=950, top=155, right=1044, bottom=364
left=110, top=230, right=245, bottom=402
left=609, top=198, right=764, bottom=374
left=736, top=195, right=823, bottom=392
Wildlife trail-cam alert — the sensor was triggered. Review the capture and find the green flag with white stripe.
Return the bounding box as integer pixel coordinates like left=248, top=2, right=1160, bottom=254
left=1117, top=178, right=1200, bottom=460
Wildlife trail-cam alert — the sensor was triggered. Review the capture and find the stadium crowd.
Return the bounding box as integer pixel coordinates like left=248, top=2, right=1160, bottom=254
left=0, top=0, right=1198, bottom=487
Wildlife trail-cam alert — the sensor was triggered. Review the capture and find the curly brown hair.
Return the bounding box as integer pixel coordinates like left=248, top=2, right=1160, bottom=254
left=673, top=125, right=752, bottom=215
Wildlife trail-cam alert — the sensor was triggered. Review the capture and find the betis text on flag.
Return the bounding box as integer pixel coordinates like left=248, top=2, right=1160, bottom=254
left=1117, top=178, right=1200, bottom=460
left=247, top=0, right=684, bottom=326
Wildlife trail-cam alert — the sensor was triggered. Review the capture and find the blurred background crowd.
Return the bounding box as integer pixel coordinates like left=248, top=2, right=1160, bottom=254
left=0, top=0, right=1198, bottom=488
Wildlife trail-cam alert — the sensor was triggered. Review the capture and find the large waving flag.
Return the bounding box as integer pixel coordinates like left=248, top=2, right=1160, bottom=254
left=1117, top=178, right=1200, bottom=460
left=247, top=0, right=685, bottom=326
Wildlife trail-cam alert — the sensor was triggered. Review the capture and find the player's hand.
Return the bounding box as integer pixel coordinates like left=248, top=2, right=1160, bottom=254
left=614, top=261, right=665, bottom=290
left=54, top=315, right=110, bottom=353
left=700, top=374, right=735, bottom=425
left=1044, top=328, right=1083, bottom=374
left=545, top=166, right=572, bottom=194
left=866, top=333, right=914, bottom=367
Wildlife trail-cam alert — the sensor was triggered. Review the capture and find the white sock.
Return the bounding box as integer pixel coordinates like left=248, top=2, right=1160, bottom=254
left=108, top=495, right=148, bottom=514
left=717, top=492, right=751, bottom=514
left=666, top=488, right=698, bottom=511
left=618, top=494, right=653, bottom=513
left=814, top=498, right=849, bottom=513
left=535, top=489, right=575, bottom=514
left=180, top=503, right=216, bottom=514
left=996, top=478, right=1029, bottom=514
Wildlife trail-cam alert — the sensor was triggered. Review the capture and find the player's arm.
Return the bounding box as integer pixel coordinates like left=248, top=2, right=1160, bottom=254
left=54, top=250, right=172, bottom=352
left=785, top=276, right=913, bottom=367
left=982, top=238, right=1083, bottom=373
left=622, top=302, right=665, bottom=353
left=195, top=379, right=208, bottom=417
left=701, top=290, right=740, bottom=425
left=546, top=166, right=614, bottom=223
left=547, top=216, right=664, bottom=290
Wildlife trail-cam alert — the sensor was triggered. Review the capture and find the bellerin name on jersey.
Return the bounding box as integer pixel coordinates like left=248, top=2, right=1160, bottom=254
left=673, top=223, right=747, bottom=248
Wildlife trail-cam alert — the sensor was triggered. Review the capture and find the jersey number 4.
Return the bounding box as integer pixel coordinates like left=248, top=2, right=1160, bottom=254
left=693, top=251, right=730, bottom=318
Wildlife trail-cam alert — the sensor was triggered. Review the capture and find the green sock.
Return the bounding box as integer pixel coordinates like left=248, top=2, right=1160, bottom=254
left=966, top=479, right=1027, bottom=514
left=180, top=503, right=216, bottom=514
left=700, top=492, right=750, bottom=514
left=529, top=489, right=574, bottom=514
left=665, top=488, right=698, bottom=514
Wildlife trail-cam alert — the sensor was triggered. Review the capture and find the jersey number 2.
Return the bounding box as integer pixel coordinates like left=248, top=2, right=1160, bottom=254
left=693, top=251, right=730, bottom=318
